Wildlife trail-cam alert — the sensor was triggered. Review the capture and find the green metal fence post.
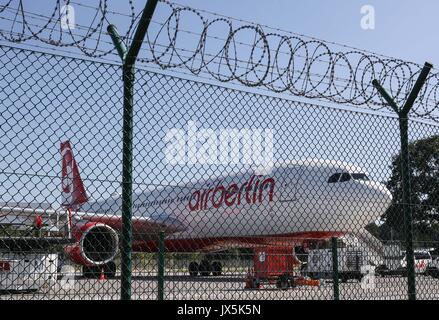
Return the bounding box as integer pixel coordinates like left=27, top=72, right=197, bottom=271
left=107, top=0, right=159, bottom=300
left=107, top=25, right=127, bottom=61
left=372, top=62, right=432, bottom=301
left=120, top=62, right=135, bottom=300
left=158, top=231, right=165, bottom=300
left=398, top=114, right=417, bottom=300
left=331, top=237, right=339, bottom=300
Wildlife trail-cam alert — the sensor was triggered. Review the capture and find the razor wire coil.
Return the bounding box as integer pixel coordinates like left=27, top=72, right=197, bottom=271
left=0, top=0, right=438, bottom=122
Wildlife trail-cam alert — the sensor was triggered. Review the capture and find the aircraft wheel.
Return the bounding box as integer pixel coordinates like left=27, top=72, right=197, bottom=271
left=246, top=277, right=260, bottom=289
left=199, top=260, right=211, bottom=276
left=211, top=261, right=222, bottom=276
left=188, top=262, right=199, bottom=277
left=276, top=274, right=290, bottom=290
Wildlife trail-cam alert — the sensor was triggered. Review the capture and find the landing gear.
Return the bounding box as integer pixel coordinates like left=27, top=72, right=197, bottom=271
left=245, top=276, right=261, bottom=289
left=211, top=261, right=222, bottom=276
left=188, top=261, right=199, bottom=277
left=199, top=260, right=211, bottom=276
left=340, top=274, right=349, bottom=283
left=187, top=260, right=222, bottom=277
left=276, top=274, right=290, bottom=290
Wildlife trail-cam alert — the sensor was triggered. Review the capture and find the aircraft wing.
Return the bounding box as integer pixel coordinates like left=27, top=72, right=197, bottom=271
left=0, top=206, right=187, bottom=235
left=0, top=206, right=64, bottom=231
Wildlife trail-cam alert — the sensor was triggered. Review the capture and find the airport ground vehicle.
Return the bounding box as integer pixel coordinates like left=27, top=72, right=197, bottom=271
left=375, top=243, right=403, bottom=276
left=0, top=253, right=57, bottom=292
left=244, top=246, right=319, bottom=289
left=188, top=259, right=223, bottom=277
left=376, top=247, right=433, bottom=276
left=427, top=257, right=439, bottom=278
left=305, top=248, right=366, bottom=282
left=400, top=251, right=432, bottom=274
left=0, top=238, right=72, bottom=292
left=245, top=246, right=296, bottom=289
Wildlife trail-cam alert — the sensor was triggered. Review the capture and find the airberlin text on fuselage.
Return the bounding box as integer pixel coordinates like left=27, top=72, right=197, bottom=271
left=189, top=176, right=275, bottom=212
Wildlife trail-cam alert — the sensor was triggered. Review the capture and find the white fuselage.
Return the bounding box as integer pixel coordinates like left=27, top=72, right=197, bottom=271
left=79, top=160, right=392, bottom=240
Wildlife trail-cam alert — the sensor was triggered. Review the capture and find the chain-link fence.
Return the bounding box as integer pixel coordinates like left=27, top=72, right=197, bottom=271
left=0, top=44, right=439, bottom=300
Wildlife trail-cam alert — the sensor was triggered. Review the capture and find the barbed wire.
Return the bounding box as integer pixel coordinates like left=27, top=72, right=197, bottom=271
left=1, top=0, right=439, bottom=122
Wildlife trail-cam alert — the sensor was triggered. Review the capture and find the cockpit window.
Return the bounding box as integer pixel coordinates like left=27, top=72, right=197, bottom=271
left=351, top=173, right=370, bottom=181
left=414, top=252, right=431, bottom=260
left=339, top=173, right=351, bottom=182
left=328, top=173, right=341, bottom=183
left=329, top=172, right=368, bottom=183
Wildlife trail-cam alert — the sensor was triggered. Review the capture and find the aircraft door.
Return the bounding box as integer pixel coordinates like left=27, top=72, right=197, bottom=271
left=279, top=167, right=302, bottom=202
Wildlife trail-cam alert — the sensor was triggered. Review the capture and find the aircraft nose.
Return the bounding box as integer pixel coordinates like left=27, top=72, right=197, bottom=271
left=368, top=181, right=393, bottom=208
left=341, top=180, right=393, bottom=230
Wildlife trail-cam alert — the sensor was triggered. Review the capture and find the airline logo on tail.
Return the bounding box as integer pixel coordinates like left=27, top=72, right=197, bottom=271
left=61, top=141, right=88, bottom=208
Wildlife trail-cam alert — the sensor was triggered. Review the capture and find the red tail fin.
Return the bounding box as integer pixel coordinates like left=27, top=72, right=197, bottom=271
left=61, top=141, right=88, bottom=208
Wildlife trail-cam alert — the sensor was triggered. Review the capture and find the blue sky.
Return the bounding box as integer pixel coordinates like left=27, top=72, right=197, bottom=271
left=1, top=1, right=439, bottom=207
left=169, top=0, right=438, bottom=66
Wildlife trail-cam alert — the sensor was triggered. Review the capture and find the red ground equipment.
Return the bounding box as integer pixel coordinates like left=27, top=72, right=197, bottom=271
left=245, top=246, right=296, bottom=289
left=245, top=246, right=319, bottom=289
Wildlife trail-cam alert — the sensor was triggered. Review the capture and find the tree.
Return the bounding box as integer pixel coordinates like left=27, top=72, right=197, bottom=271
left=380, top=135, right=439, bottom=242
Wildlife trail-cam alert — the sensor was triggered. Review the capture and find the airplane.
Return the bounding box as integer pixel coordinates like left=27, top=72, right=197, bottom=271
left=0, top=140, right=392, bottom=278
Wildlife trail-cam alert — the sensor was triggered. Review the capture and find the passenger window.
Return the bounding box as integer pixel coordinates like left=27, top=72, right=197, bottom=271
left=328, top=173, right=341, bottom=183
left=339, top=173, right=351, bottom=182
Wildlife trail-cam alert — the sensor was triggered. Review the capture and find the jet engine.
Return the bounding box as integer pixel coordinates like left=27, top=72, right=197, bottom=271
left=65, top=222, right=119, bottom=266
